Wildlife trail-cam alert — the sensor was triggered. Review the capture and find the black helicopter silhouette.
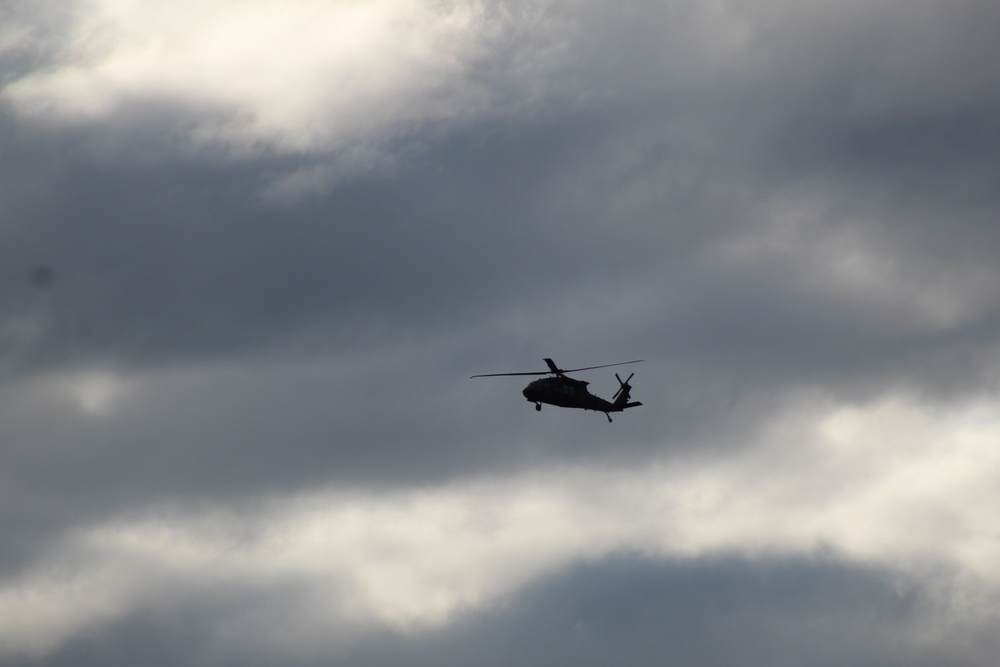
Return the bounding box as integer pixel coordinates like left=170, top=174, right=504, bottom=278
left=471, top=358, right=643, bottom=422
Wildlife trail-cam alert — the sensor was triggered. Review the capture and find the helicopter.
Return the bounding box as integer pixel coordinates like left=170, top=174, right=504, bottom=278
left=471, top=358, right=643, bottom=422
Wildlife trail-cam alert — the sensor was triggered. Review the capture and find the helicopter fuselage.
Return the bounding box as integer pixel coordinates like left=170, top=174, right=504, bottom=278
left=522, top=376, right=620, bottom=414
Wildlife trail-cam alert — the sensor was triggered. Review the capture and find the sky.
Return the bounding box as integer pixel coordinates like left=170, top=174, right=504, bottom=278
left=2, top=0, right=1000, bottom=664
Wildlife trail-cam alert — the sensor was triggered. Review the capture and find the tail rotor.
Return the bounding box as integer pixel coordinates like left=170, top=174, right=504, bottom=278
left=612, top=372, right=635, bottom=403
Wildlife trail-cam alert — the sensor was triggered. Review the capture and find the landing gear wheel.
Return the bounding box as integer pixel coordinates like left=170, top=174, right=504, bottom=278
left=535, top=403, right=542, bottom=411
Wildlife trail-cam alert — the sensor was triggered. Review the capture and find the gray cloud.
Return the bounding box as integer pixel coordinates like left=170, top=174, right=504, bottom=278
left=31, top=554, right=1000, bottom=667
left=3, top=0, right=1000, bottom=663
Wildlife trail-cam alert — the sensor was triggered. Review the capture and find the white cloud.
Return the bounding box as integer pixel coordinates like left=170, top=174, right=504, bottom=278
left=1, top=0, right=567, bottom=159
left=3, top=392, right=1000, bottom=659
left=0, top=563, right=131, bottom=657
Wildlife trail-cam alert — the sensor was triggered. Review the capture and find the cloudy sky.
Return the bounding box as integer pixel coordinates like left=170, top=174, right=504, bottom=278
left=2, top=0, right=1000, bottom=664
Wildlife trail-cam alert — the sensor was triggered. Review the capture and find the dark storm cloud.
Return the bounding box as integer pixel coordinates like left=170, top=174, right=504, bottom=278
left=405, top=555, right=982, bottom=667
left=0, top=110, right=620, bottom=374
left=5, top=99, right=996, bottom=394
left=35, top=554, right=999, bottom=667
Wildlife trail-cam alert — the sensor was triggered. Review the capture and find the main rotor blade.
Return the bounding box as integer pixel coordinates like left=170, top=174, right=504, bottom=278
left=470, top=359, right=643, bottom=379
left=559, top=359, right=644, bottom=374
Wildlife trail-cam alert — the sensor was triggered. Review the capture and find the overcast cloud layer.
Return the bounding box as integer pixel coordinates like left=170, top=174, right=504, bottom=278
left=2, top=0, right=1000, bottom=664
